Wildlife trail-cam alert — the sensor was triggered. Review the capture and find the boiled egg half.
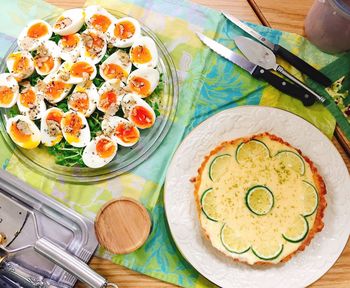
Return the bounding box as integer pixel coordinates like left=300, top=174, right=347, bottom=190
left=82, top=135, right=117, bottom=168
left=6, top=115, right=41, bottom=149
left=61, top=110, right=90, bottom=147
left=80, top=29, right=107, bottom=64
left=33, top=41, right=61, bottom=76
left=17, top=20, right=52, bottom=51
left=108, top=17, right=141, bottom=48
left=130, top=36, right=158, bottom=69
left=127, top=68, right=159, bottom=98
left=40, top=107, right=64, bottom=147
left=53, top=8, right=85, bottom=36
left=99, top=50, right=132, bottom=83
left=68, top=80, right=98, bottom=117
left=122, top=93, right=156, bottom=129
left=17, top=86, right=46, bottom=120
left=0, top=73, right=19, bottom=108
left=6, top=51, right=34, bottom=81
left=102, top=116, right=140, bottom=147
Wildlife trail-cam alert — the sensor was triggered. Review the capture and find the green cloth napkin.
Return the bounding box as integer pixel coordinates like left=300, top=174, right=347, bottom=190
left=0, top=0, right=348, bottom=287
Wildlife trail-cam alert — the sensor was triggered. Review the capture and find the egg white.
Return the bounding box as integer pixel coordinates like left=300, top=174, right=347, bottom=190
left=85, top=5, right=115, bottom=33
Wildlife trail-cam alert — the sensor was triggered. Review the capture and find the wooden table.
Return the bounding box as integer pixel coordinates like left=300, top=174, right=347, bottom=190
left=46, top=0, right=350, bottom=287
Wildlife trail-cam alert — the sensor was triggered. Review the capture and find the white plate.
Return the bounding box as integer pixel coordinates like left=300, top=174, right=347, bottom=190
left=165, top=106, right=350, bottom=288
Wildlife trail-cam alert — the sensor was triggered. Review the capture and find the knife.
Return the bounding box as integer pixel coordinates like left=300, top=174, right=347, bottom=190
left=196, top=32, right=315, bottom=106
left=0, top=193, right=117, bottom=288
left=223, top=13, right=332, bottom=87
left=235, top=36, right=326, bottom=103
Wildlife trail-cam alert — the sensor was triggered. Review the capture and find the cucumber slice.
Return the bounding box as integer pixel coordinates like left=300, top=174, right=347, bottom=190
left=302, top=180, right=319, bottom=217
left=220, top=224, right=250, bottom=254
left=245, top=185, right=274, bottom=216
left=282, top=215, right=309, bottom=243
left=200, top=188, right=219, bottom=222
left=208, top=154, right=231, bottom=181
left=252, top=243, right=284, bottom=261
left=235, top=139, right=270, bottom=164
left=274, top=150, right=305, bottom=175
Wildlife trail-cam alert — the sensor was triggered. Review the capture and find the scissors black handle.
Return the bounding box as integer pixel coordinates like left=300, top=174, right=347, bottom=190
left=252, top=66, right=316, bottom=106
left=273, top=44, right=332, bottom=87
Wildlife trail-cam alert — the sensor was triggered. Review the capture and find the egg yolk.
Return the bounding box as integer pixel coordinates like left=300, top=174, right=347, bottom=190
left=115, top=123, right=139, bottom=144
left=46, top=110, right=63, bottom=124
left=20, top=89, right=36, bottom=108
left=27, top=22, right=48, bottom=39
left=63, top=113, right=83, bottom=143
left=114, top=21, right=135, bottom=39
left=103, top=64, right=127, bottom=80
left=90, top=14, right=111, bottom=32
left=131, top=45, right=152, bottom=64
left=34, top=56, right=54, bottom=74
left=129, top=76, right=151, bottom=97
left=71, top=62, right=94, bottom=78
left=0, top=86, right=14, bottom=105
left=130, top=106, right=155, bottom=129
left=99, top=91, right=117, bottom=111
left=68, top=92, right=89, bottom=114
left=45, top=81, right=66, bottom=100
left=10, top=54, right=30, bottom=73
left=61, top=34, right=79, bottom=48
left=96, top=138, right=116, bottom=158
left=10, top=121, right=31, bottom=143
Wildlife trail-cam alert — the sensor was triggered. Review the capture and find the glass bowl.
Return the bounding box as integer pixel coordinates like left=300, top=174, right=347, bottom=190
left=0, top=9, right=178, bottom=183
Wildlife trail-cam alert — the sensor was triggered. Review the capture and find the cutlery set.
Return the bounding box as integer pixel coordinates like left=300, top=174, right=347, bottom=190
left=197, top=13, right=332, bottom=106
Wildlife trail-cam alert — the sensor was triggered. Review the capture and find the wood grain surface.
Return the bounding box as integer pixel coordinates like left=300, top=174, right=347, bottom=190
left=44, top=0, right=349, bottom=287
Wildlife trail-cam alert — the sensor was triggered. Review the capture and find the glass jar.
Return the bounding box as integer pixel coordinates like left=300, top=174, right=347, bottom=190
left=305, top=0, right=350, bottom=53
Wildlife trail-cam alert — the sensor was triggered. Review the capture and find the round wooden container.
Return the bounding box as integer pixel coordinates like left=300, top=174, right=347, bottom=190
left=94, top=197, right=152, bottom=254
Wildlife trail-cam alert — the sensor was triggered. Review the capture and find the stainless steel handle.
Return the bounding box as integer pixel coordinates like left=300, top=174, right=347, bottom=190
left=0, top=261, right=68, bottom=288
left=276, top=65, right=326, bottom=103
left=34, top=238, right=107, bottom=288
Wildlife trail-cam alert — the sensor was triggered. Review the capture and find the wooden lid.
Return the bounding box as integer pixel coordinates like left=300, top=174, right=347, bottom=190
left=94, top=197, right=151, bottom=254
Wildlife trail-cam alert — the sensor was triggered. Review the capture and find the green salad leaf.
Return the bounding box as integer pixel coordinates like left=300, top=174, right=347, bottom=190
left=48, top=141, right=85, bottom=167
